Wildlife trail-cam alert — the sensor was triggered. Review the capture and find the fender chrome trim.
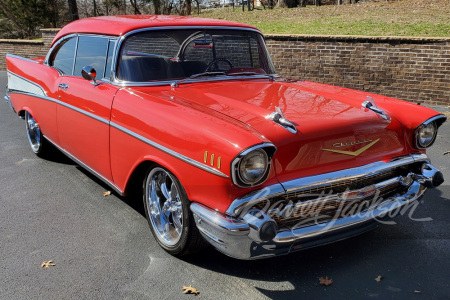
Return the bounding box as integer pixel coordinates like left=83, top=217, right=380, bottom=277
left=110, top=122, right=229, bottom=178
left=8, top=83, right=228, bottom=178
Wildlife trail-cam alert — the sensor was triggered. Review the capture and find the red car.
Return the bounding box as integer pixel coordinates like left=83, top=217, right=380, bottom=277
left=5, top=15, right=446, bottom=259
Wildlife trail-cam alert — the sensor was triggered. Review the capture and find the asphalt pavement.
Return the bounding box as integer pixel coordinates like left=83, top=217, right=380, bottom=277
left=0, top=71, right=449, bottom=299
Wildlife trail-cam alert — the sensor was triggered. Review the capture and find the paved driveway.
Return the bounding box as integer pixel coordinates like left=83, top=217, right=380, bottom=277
left=0, top=71, right=449, bottom=299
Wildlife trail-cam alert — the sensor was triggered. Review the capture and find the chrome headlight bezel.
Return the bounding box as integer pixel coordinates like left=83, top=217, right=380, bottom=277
left=414, top=115, right=446, bottom=149
left=231, top=143, right=276, bottom=188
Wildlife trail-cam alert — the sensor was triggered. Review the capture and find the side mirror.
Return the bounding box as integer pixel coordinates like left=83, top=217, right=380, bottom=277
left=81, top=66, right=100, bottom=86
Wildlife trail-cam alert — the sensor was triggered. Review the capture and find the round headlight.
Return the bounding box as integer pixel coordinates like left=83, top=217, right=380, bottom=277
left=238, top=149, right=268, bottom=185
left=416, top=122, right=436, bottom=148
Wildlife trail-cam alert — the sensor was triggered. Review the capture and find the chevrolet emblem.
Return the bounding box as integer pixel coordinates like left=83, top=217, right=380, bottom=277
left=322, top=139, right=380, bottom=156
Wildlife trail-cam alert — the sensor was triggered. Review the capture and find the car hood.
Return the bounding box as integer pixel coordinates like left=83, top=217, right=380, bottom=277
left=132, top=79, right=410, bottom=183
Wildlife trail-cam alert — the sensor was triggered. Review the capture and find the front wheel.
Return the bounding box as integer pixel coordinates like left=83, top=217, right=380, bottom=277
left=143, top=166, right=206, bottom=256
left=25, top=111, right=49, bottom=158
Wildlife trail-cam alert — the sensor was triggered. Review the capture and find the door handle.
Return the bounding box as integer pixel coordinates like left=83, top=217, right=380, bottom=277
left=58, top=83, right=69, bottom=90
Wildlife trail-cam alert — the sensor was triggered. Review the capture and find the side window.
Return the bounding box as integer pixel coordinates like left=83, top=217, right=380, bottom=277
left=74, top=36, right=108, bottom=78
left=51, top=37, right=77, bottom=75
left=104, top=40, right=116, bottom=80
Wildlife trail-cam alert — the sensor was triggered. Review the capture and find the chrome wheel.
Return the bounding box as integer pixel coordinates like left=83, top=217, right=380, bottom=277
left=145, top=167, right=184, bottom=246
left=25, top=112, right=41, bottom=153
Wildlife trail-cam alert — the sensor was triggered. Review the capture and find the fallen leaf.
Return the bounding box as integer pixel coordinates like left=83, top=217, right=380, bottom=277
left=319, top=276, right=333, bottom=286
left=414, top=290, right=421, bottom=294
left=375, top=275, right=383, bottom=282
left=443, top=151, right=450, bottom=155
left=103, top=191, right=111, bottom=197
left=182, top=285, right=200, bottom=295
left=41, top=261, right=55, bottom=268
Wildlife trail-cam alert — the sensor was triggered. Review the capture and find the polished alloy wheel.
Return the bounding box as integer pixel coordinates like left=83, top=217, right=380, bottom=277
left=145, top=167, right=184, bottom=246
left=25, top=112, right=41, bottom=153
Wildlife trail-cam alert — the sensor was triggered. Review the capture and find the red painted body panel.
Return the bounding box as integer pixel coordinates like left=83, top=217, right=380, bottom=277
left=129, top=79, right=435, bottom=184
left=56, top=77, right=119, bottom=180
left=51, top=15, right=258, bottom=47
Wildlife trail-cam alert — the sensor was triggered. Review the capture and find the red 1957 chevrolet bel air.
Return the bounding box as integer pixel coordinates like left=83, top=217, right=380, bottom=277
left=5, top=15, right=446, bottom=259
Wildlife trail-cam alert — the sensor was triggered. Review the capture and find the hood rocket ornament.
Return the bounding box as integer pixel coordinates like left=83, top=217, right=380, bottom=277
left=269, top=106, right=297, bottom=134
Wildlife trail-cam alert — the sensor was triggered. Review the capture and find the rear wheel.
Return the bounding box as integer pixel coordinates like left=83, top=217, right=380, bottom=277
left=143, top=166, right=206, bottom=256
left=25, top=111, right=49, bottom=157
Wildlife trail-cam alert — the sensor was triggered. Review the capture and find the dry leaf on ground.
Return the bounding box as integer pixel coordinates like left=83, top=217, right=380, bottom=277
left=41, top=261, right=55, bottom=268
left=319, top=276, right=333, bottom=286
left=375, top=275, right=383, bottom=282
left=443, top=151, right=450, bottom=155
left=182, top=285, right=200, bottom=295
left=103, top=191, right=111, bottom=197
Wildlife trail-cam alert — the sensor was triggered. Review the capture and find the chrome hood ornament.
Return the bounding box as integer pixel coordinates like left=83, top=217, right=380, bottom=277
left=269, top=106, right=297, bottom=134
left=362, top=96, right=390, bottom=120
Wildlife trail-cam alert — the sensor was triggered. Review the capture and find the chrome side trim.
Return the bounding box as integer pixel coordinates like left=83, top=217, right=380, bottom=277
left=10, top=88, right=227, bottom=178
left=45, top=136, right=124, bottom=196
left=9, top=91, right=109, bottom=125
left=6, top=53, right=39, bottom=64
left=110, top=122, right=229, bottom=178
left=227, top=153, right=429, bottom=217
left=7, top=71, right=46, bottom=97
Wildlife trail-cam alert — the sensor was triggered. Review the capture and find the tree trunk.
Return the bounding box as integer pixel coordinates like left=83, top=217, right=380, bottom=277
left=181, top=0, right=192, bottom=15
left=93, top=0, right=97, bottom=16
left=154, top=0, right=161, bottom=14
left=67, top=0, right=79, bottom=21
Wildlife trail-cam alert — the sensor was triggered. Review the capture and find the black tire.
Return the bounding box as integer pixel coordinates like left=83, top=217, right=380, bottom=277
left=25, top=111, right=50, bottom=158
left=143, top=166, right=206, bottom=256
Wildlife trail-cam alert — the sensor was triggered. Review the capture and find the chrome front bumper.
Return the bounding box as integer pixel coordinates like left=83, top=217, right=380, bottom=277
left=190, top=154, right=443, bottom=259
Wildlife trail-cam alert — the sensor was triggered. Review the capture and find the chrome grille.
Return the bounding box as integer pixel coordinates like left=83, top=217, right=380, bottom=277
left=256, top=162, right=423, bottom=228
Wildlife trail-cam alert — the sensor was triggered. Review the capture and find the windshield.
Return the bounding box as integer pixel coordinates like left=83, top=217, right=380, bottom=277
left=116, top=29, right=276, bottom=83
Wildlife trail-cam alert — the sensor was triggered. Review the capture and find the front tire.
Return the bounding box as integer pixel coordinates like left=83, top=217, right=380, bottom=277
left=143, top=166, right=205, bottom=256
left=25, top=111, right=49, bottom=158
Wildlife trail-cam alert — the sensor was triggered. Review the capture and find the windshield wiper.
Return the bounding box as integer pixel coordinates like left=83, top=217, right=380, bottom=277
left=226, top=72, right=275, bottom=81
left=171, top=72, right=226, bottom=87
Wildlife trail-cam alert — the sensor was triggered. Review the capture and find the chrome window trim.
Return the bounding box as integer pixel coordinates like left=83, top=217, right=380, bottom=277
left=226, top=153, right=430, bottom=216
left=71, top=35, right=79, bottom=76
left=110, top=26, right=277, bottom=87
left=45, top=33, right=120, bottom=76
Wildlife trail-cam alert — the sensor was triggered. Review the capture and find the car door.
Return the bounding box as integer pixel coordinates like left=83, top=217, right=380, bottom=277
left=54, top=35, right=119, bottom=182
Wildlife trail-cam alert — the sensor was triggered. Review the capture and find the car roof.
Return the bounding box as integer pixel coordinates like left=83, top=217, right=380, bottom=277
left=51, top=15, right=259, bottom=47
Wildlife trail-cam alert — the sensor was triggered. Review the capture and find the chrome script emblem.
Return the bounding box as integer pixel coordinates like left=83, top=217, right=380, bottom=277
left=322, top=138, right=380, bottom=156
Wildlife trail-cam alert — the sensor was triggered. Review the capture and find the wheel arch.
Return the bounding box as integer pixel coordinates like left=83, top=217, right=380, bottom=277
left=122, top=156, right=191, bottom=200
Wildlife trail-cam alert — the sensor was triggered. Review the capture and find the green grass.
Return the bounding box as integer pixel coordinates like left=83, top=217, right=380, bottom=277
left=198, top=0, right=450, bottom=37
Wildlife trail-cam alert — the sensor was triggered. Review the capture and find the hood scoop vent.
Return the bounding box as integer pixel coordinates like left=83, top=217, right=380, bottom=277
left=268, top=106, right=297, bottom=134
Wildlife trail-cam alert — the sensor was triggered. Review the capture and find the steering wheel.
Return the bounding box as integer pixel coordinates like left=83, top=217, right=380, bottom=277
left=205, top=58, right=234, bottom=72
